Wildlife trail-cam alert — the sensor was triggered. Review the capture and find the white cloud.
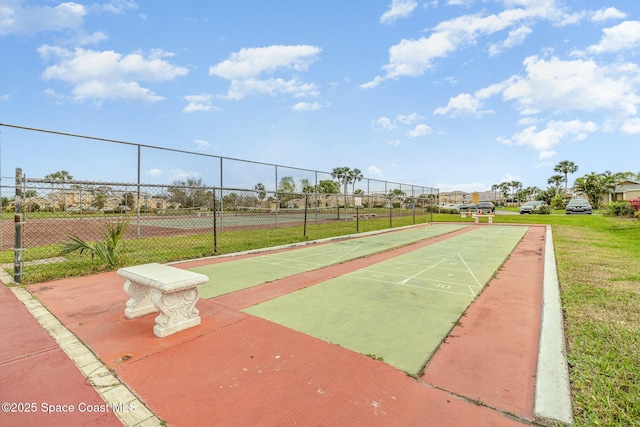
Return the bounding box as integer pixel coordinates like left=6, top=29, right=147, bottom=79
left=587, top=21, right=640, bottom=54
left=388, top=139, right=402, bottom=146
left=538, top=150, right=557, bottom=159
left=488, top=25, right=532, bottom=57
left=361, top=1, right=583, bottom=88
left=502, top=55, right=640, bottom=117
left=194, top=139, right=211, bottom=150
left=39, top=46, right=188, bottom=103
left=0, top=94, right=8, bottom=101
left=291, top=101, right=323, bottom=111
left=170, top=169, right=200, bottom=182
left=209, top=45, right=321, bottom=100
left=408, top=123, right=432, bottom=138
left=396, top=112, right=422, bottom=124
left=95, top=0, right=138, bottom=15
left=434, top=93, right=487, bottom=117
left=380, top=0, right=418, bottom=24
left=210, top=45, right=320, bottom=79
left=225, top=77, right=318, bottom=101
left=509, top=119, right=597, bottom=152
left=367, top=166, right=383, bottom=176
left=590, top=7, right=626, bottom=22
left=373, top=116, right=396, bottom=131
left=183, top=94, right=219, bottom=113
left=0, top=1, right=87, bottom=36
left=146, top=168, right=162, bottom=177
left=620, top=118, right=640, bottom=134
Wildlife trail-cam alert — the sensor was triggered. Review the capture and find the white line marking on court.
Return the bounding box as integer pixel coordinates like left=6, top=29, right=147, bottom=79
left=457, top=253, right=481, bottom=286
left=398, top=259, right=447, bottom=285
left=328, top=244, right=363, bottom=264
left=394, top=281, right=473, bottom=297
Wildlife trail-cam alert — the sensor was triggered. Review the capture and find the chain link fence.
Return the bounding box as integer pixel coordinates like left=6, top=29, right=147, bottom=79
left=0, top=124, right=438, bottom=283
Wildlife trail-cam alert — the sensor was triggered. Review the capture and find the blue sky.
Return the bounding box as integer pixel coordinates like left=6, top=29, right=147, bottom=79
left=1, top=0, right=640, bottom=192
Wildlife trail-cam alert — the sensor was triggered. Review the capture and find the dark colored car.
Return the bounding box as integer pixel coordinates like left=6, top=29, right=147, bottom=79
left=520, top=200, right=547, bottom=214
left=565, top=199, right=592, bottom=215
left=459, top=203, right=476, bottom=212
left=476, top=201, right=495, bottom=214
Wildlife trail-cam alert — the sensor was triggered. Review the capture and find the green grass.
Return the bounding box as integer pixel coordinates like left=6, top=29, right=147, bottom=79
left=552, top=217, right=640, bottom=426
left=2, top=210, right=639, bottom=425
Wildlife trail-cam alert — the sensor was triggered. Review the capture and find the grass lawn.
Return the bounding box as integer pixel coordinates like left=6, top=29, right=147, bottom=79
left=2, top=210, right=638, bottom=425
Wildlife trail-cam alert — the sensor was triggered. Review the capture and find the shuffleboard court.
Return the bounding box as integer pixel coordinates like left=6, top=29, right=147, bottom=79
left=243, top=225, right=529, bottom=375
left=190, top=223, right=467, bottom=298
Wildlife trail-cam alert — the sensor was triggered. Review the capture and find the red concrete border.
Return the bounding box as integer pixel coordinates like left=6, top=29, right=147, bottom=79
left=0, top=286, right=121, bottom=427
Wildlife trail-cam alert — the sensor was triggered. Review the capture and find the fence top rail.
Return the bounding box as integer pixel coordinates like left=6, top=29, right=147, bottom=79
left=1, top=123, right=438, bottom=193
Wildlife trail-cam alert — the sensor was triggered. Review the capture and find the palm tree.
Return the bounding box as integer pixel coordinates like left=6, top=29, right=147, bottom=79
left=254, top=183, right=266, bottom=204
left=331, top=167, right=351, bottom=194
left=331, top=166, right=351, bottom=209
left=547, top=175, right=564, bottom=192
left=45, top=170, right=74, bottom=211
left=498, top=182, right=510, bottom=205
left=348, top=168, right=363, bottom=194
left=573, top=171, right=617, bottom=208
left=554, top=161, right=578, bottom=194
left=60, top=220, right=129, bottom=269
left=510, top=181, right=522, bottom=204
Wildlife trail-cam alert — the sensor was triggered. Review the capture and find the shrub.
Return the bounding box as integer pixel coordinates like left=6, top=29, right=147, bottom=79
left=551, top=194, right=566, bottom=209
left=536, top=205, right=551, bottom=215
left=630, top=198, right=640, bottom=212
left=60, top=220, right=129, bottom=269
left=604, top=201, right=635, bottom=218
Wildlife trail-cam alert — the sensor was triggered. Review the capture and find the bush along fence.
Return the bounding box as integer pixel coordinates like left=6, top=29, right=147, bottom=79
left=4, top=168, right=438, bottom=283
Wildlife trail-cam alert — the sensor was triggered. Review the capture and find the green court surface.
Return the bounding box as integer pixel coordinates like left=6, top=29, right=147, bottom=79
left=191, top=224, right=467, bottom=299
left=243, top=225, right=529, bottom=375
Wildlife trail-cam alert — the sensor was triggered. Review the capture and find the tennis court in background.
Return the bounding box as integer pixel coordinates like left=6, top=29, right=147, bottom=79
left=189, top=224, right=528, bottom=375
left=137, top=207, right=346, bottom=229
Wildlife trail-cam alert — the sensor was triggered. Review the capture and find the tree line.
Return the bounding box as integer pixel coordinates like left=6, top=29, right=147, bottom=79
left=491, top=160, right=640, bottom=209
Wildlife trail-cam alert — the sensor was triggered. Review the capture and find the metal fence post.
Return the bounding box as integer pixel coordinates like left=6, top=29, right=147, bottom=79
left=136, top=145, right=141, bottom=238
left=212, top=188, right=218, bottom=253
left=14, top=168, right=24, bottom=284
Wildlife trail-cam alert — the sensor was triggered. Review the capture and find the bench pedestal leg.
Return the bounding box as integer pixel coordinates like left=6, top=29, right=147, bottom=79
left=124, top=280, right=157, bottom=319
left=152, top=288, right=201, bottom=338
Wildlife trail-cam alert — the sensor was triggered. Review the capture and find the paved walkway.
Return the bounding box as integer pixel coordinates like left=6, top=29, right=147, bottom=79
left=0, top=224, right=572, bottom=426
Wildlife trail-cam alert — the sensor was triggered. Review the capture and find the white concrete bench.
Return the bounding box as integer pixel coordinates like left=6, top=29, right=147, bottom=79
left=117, top=263, right=209, bottom=338
left=472, top=214, right=494, bottom=224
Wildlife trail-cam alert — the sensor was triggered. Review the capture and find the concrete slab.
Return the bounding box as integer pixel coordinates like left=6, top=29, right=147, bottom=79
left=7, top=223, right=572, bottom=426
left=421, top=226, right=545, bottom=420
left=534, top=226, right=574, bottom=425
left=0, top=286, right=122, bottom=427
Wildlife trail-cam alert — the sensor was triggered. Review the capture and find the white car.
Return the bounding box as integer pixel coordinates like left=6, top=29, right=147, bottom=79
left=520, top=200, right=547, bottom=214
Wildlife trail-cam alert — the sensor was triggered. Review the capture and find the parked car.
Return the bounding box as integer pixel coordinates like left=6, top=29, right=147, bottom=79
left=520, top=200, right=547, bottom=214
left=459, top=203, right=476, bottom=212
left=565, top=199, right=592, bottom=215
left=476, top=201, right=495, bottom=214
